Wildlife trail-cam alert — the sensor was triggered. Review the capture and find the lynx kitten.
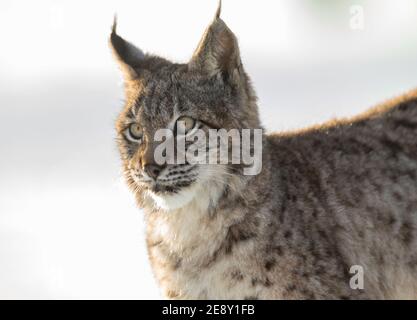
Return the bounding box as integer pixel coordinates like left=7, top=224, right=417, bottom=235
left=111, top=6, right=417, bottom=299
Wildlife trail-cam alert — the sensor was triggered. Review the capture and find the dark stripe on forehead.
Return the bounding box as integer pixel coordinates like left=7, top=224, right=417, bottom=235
left=141, top=80, right=176, bottom=124
left=142, top=81, right=157, bottom=113
left=127, top=107, right=136, bottom=121
left=131, top=93, right=146, bottom=118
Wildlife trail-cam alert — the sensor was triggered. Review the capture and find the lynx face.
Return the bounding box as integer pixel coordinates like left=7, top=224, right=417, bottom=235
left=112, top=16, right=260, bottom=210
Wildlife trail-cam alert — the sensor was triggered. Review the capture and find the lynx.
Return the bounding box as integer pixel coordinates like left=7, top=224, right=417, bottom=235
left=111, top=5, right=417, bottom=299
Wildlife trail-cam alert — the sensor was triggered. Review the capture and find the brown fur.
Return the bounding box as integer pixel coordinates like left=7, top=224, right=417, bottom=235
left=111, top=9, right=417, bottom=299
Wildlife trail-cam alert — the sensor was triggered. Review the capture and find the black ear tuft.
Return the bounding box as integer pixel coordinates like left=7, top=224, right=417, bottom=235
left=215, top=0, right=222, bottom=20
left=111, top=14, right=118, bottom=34
left=189, top=1, right=242, bottom=81
left=109, top=17, right=145, bottom=81
left=189, top=17, right=241, bottom=81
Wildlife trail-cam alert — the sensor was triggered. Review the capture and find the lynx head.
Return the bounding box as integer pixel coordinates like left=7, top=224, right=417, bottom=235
left=111, top=8, right=261, bottom=211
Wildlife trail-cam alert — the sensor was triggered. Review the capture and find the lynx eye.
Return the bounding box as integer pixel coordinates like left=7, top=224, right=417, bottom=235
left=125, top=123, right=143, bottom=142
left=176, top=116, right=196, bottom=135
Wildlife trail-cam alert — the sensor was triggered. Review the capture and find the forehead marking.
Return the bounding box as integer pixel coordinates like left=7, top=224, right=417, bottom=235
left=131, top=104, right=137, bottom=117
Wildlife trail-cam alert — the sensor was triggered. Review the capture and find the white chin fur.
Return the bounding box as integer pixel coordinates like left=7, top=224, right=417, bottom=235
left=148, top=184, right=200, bottom=211
left=147, top=165, right=228, bottom=212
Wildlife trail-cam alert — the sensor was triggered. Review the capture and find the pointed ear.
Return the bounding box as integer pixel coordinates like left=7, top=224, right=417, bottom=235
left=189, top=17, right=242, bottom=80
left=109, top=17, right=145, bottom=81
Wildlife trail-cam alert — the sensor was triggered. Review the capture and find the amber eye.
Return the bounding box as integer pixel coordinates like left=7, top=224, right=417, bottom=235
left=126, top=123, right=143, bottom=142
left=176, top=116, right=196, bottom=135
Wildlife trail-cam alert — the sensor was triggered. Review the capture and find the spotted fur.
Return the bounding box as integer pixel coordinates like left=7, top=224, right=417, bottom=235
left=111, top=9, right=417, bottom=299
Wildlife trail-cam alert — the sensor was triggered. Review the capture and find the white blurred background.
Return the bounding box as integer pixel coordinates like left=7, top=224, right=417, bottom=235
left=1, top=0, right=417, bottom=299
